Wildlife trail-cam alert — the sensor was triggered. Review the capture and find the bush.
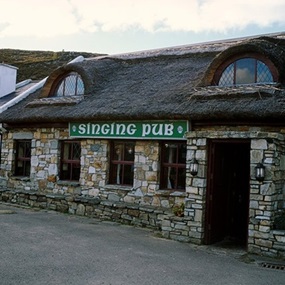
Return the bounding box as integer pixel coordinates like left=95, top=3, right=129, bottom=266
left=172, top=203, right=185, bottom=217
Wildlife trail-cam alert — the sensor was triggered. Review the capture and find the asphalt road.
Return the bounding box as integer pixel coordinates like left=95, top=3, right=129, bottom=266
left=0, top=202, right=284, bottom=285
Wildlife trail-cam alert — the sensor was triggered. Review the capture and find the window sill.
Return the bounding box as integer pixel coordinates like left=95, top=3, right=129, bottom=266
left=156, top=190, right=186, bottom=197
left=26, top=95, right=84, bottom=107
left=57, top=180, right=80, bottom=187
left=10, top=176, right=30, bottom=182
left=103, top=184, right=133, bottom=192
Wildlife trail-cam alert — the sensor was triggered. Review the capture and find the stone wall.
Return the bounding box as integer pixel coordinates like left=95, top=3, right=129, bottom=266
left=184, top=136, right=207, bottom=243
left=0, top=127, right=185, bottom=208
left=0, top=188, right=172, bottom=229
left=133, top=141, right=160, bottom=196
left=80, top=139, right=109, bottom=195
left=1, top=187, right=284, bottom=258
left=186, top=130, right=285, bottom=258
left=0, top=127, right=284, bottom=258
left=248, top=135, right=285, bottom=257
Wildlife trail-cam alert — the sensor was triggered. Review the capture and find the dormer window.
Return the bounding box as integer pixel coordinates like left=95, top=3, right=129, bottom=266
left=213, top=55, right=277, bottom=86
left=54, top=72, right=84, bottom=96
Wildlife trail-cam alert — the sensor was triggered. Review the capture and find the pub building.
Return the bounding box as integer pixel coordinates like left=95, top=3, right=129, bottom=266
left=0, top=33, right=285, bottom=258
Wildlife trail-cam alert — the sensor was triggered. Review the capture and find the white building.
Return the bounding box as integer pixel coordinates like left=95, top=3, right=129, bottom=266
left=0, top=63, right=18, bottom=98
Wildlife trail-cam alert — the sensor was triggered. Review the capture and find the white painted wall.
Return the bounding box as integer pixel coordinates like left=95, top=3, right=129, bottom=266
left=0, top=63, right=18, bottom=98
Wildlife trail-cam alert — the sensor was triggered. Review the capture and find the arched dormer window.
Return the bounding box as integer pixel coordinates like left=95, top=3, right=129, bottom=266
left=213, top=54, right=277, bottom=86
left=54, top=72, right=84, bottom=96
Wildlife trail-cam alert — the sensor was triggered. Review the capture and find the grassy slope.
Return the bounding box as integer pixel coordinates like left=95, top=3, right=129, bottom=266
left=0, top=49, right=105, bottom=82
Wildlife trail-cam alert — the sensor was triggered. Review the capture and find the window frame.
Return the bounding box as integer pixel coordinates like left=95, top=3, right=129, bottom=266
left=60, top=140, right=81, bottom=181
left=109, top=141, right=135, bottom=186
left=160, top=141, right=187, bottom=191
left=50, top=72, right=84, bottom=97
left=212, top=53, right=278, bottom=86
left=14, top=140, right=31, bottom=177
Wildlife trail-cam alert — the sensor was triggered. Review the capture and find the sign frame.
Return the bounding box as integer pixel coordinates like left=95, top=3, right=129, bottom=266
left=69, top=121, right=189, bottom=140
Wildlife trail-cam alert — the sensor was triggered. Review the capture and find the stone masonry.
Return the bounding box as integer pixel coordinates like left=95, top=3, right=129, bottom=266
left=0, top=127, right=185, bottom=208
left=0, top=127, right=284, bottom=258
left=186, top=130, right=285, bottom=258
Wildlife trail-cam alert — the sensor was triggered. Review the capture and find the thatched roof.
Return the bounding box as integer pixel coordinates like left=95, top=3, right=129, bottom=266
left=1, top=33, right=285, bottom=125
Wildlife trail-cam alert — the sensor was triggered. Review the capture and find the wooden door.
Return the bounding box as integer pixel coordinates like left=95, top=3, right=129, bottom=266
left=205, top=140, right=250, bottom=246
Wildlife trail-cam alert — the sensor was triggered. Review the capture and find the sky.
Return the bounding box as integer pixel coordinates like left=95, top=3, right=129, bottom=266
left=0, top=0, right=284, bottom=55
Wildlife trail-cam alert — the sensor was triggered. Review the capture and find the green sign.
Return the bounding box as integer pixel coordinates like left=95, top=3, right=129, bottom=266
left=69, top=121, right=188, bottom=140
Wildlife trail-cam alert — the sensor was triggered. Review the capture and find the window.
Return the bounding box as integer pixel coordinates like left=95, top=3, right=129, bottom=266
left=54, top=72, right=84, bottom=96
left=160, top=142, right=186, bottom=191
left=214, top=56, right=276, bottom=86
left=15, top=140, right=31, bottom=176
left=60, top=141, right=81, bottom=181
left=110, top=141, right=135, bottom=186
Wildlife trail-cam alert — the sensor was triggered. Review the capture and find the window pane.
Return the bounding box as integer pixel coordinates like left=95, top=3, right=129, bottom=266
left=110, top=141, right=134, bottom=186
left=164, top=143, right=178, bottom=163
left=111, top=164, right=134, bottom=185
left=17, top=161, right=31, bottom=177
left=18, top=143, right=25, bottom=157
left=55, top=72, right=84, bottom=97
left=236, top=58, right=255, bottom=84
left=56, top=82, right=64, bottom=97
left=123, top=164, right=134, bottom=185
left=63, top=143, right=71, bottom=160
left=77, top=78, right=85, bottom=95
left=113, top=142, right=134, bottom=161
left=62, top=163, right=68, bottom=171
left=219, top=63, right=234, bottom=86
left=161, top=142, right=186, bottom=191
left=24, top=163, right=31, bottom=177
left=15, top=140, right=31, bottom=177
left=62, top=142, right=80, bottom=160
left=71, top=164, right=80, bottom=180
left=25, top=143, right=31, bottom=157
left=72, top=143, right=81, bottom=160
left=114, top=144, right=124, bottom=161
left=61, top=163, right=70, bottom=180
left=167, top=167, right=176, bottom=189
left=218, top=57, right=274, bottom=86
left=61, top=162, right=80, bottom=181
left=177, top=167, right=186, bottom=189
left=112, top=164, right=121, bottom=184
left=64, top=74, right=78, bottom=96
left=178, top=144, right=186, bottom=163
left=124, top=143, right=134, bottom=161
left=257, top=61, right=273, bottom=83
left=60, top=141, right=81, bottom=181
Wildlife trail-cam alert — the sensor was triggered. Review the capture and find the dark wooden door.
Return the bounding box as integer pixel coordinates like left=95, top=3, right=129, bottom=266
left=205, top=140, right=250, bottom=246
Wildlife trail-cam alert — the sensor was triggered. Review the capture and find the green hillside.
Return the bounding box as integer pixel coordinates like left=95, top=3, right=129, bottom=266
left=0, top=49, right=105, bottom=82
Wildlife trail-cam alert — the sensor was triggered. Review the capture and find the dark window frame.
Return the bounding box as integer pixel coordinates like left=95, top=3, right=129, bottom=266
left=212, top=53, right=278, bottom=86
left=60, top=140, right=81, bottom=181
left=160, top=141, right=186, bottom=191
left=15, top=140, right=31, bottom=177
left=109, top=141, right=135, bottom=186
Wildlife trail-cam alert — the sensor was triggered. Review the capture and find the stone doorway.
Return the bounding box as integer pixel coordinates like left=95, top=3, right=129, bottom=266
left=205, top=140, right=250, bottom=248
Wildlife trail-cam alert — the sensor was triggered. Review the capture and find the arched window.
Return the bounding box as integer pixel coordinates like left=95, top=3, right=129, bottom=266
left=213, top=56, right=277, bottom=86
left=54, top=72, right=84, bottom=96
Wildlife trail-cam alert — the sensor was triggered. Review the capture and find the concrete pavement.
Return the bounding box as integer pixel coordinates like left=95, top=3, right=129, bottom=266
left=0, top=202, right=284, bottom=285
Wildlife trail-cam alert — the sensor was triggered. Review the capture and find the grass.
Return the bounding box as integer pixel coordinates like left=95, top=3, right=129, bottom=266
left=0, top=49, right=105, bottom=82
